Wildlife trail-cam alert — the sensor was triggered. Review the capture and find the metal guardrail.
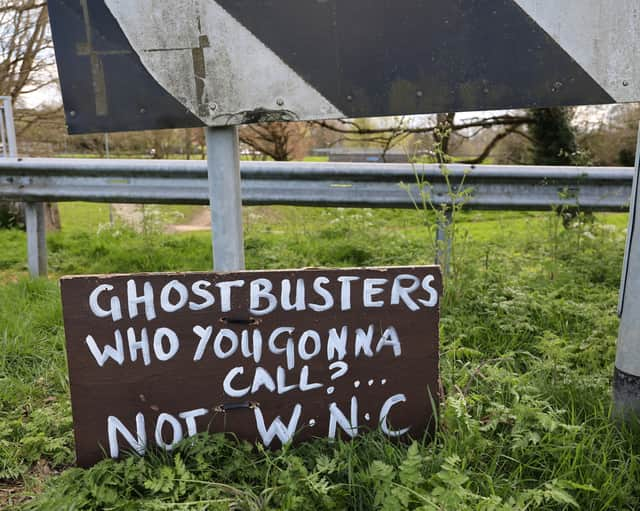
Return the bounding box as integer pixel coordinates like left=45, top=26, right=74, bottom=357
left=0, top=157, right=635, bottom=276
left=0, top=158, right=634, bottom=210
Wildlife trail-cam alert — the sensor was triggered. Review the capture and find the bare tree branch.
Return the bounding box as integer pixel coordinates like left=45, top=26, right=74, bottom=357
left=311, top=112, right=534, bottom=163
left=0, top=1, right=56, bottom=104
left=239, top=121, right=311, bottom=161
left=460, top=125, right=521, bottom=164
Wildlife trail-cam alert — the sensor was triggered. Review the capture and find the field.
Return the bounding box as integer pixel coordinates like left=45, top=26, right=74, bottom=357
left=0, top=202, right=639, bottom=510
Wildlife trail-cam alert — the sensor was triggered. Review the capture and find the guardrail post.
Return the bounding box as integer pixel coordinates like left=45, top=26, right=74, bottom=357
left=25, top=202, right=47, bottom=277
left=614, top=127, right=640, bottom=425
left=205, top=126, right=245, bottom=272
left=1, top=97, right=17, bottom=157
left=435, top=208, right=452, bottom=273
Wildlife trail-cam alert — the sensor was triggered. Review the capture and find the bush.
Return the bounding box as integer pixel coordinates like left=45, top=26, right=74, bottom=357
left=0, top=200, right=24, bottom=229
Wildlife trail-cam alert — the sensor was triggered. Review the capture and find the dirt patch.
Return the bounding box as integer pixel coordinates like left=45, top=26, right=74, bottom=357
left=113, top=205, right=292, bottom=234
left=0, top=460, right=60, bottom=509
left=166, top=207, right=211, bottom=233
left=1, top=479, right=32, bottom=510
left=112, top=204, right=144, bottom=228
left=165, top=205, right=290, bottom=233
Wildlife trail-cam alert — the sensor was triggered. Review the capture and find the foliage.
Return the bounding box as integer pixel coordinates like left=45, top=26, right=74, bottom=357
left=576, top=103, right=640, bottom=167
left=0, top=204, right=638, bottom=510
left=0, top=200, right=24, bottom=229
left=239, top=121, right=312, bottom=161
left=401, top=132, right=473, bottom=298
left=530, top=108, right=578, bottom=166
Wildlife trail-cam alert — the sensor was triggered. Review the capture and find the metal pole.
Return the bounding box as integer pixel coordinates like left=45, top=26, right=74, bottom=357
left=205, top=126, right=245, bottom=271
left=25, top=202, right=47, bottom=277
left=0, top=98, right=46, bottom=277
left=614, top=125, right=640, bottom=424
left=2, top=97, right=17, bottom=157
left=0, top=107, right=6, bottom=157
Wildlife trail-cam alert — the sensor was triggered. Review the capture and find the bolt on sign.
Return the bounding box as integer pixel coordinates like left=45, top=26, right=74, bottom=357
left=60, top=267, right=441, bottom=467
left=48, top=0, right=640, bottom=134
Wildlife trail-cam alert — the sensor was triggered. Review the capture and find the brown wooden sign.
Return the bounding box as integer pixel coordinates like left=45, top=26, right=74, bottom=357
left=60, top=267, right=441, bottom=467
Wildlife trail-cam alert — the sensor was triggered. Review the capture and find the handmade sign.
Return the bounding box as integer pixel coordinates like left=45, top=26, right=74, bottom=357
left=48, top=0, right=640, bottom=134
left=60, top=267, right=441, bottom=467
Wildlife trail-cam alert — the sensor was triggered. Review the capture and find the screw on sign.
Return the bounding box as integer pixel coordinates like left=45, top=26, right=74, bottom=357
left=60, top=267, right=441, bottom=467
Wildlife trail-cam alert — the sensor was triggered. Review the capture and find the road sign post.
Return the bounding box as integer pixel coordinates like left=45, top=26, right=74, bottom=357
left=614, top=127, right=640, bottom=425
left=206, top=126, right=245, bottom=272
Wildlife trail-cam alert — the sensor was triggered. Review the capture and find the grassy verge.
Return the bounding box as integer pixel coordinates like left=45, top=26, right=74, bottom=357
left=0, top=205, right=638, bottom=510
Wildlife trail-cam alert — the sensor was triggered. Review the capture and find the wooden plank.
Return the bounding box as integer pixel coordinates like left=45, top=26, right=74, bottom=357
left=60, top=266, right=442, bottom=467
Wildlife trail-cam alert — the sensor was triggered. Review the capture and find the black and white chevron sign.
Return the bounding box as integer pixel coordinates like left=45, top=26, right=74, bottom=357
left=48, top=0, right=640, bottom=134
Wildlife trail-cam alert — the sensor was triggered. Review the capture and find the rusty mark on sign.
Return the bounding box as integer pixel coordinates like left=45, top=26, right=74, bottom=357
left=76, top=0, right=130, bottom=117
left=192, top=31, right=211, bottom=117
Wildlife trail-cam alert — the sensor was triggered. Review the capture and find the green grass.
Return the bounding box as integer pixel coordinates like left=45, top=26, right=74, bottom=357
left=0, top=204, right=639, bottom=510
left=56, top=203, right=203, bottom=234
left=57, top=203, right=111, bottom=233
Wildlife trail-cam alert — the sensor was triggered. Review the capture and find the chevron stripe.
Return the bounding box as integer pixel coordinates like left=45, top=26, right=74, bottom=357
left=105, top=0, right=344, bottom=125
left=513, top=0, right=640, bottom=102
left=214, top=0, right=613, bottom=116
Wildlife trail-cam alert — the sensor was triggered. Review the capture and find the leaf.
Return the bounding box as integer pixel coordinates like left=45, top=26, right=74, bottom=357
left=399, top=442, right=423, bottom=487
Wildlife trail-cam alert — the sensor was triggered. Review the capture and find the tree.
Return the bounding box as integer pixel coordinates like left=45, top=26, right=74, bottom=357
left=0, top=1, right=52, bottom=100
left=0, top=1, right=61, bottom=229
left=239, top=121, right=312, bottom=161
left=529, top=107, right=577, bottom=165
left=575, top=103, right=640, bottom=166
left=529, top=107, right=588, bottom=228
